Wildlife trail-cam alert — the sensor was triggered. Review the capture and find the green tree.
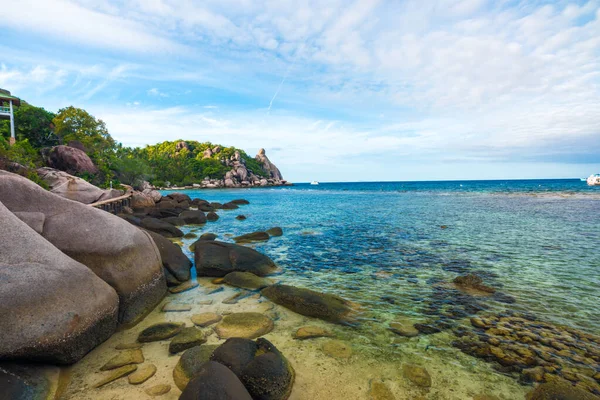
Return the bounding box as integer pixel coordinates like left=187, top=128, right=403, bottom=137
left=14, top=103, right=58, bottom=148
left=53, top=106, right=116, bottom=159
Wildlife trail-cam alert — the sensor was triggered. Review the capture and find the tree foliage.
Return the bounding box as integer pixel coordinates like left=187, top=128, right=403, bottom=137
left=1, top=101, right=269, bottom=189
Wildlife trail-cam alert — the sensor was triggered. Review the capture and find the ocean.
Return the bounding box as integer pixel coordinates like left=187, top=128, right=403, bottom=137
left=165, top=179, right=600, bottom=398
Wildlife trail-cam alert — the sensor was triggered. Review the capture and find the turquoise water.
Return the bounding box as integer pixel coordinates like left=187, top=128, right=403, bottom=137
left=168, top=179, right=600, bottom=335
left=163, top=179, right=600, bottom=396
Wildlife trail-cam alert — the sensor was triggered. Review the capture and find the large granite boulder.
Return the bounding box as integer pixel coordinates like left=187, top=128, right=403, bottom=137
left=0, top=171, right=166, bottom=325
left=255, top=148, right=283, bottom=180
left=179, top=361, right=252, bottom=400
left=0, top=201, right=119, bottom=364
left=36, top=168, right=119, bottom=204
left=145, top=230, right=191, bottom=283
left=194, top=240, right=278, bottom=277
left=46, top=145, right=97, bottom=175
left=261, top=284, right=360, bottom=325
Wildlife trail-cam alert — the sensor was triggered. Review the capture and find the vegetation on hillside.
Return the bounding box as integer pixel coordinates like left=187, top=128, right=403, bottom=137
left=0, top=100, right=266, bottom=188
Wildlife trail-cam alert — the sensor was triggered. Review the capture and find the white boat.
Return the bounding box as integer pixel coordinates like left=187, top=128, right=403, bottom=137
left=587, top=174, right=600, bottom=186
left=310, top=181, right=319, bottom=185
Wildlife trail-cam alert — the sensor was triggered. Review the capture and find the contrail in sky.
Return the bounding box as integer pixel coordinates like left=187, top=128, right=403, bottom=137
left=267, top=44, right=305, bottom=115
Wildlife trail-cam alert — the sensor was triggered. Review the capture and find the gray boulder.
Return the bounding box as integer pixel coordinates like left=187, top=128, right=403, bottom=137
left=195, top=241, right=278, bottom=277
left=0, top=201, right=118, bottom=364
left=141, top=217, right=184, bottom=238
left=0, top=171, right=166, bottom=325
left=36, top=168, right=119, bottom=204
left=179, top=361, right=252, bottom=400
left=46, top=145, right=97, bottom=175
left=145, top=230, right=191, bottom=282
left=179, top=210, right=207, bottom=225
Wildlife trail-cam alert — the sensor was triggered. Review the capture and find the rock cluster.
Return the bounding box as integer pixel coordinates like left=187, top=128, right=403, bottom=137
left=0, top=171, right=165, bottom=328
left=453, top=312, right=600, bottom=397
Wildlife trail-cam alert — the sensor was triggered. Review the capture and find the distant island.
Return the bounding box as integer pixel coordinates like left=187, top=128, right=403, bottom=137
left=0, top=91, right=289, bottom=193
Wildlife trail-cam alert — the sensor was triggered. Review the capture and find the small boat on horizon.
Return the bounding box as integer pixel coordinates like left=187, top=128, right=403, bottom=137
left=587, top=174, right=600, bottom=186
left=310, top=181, right=319, bottom=185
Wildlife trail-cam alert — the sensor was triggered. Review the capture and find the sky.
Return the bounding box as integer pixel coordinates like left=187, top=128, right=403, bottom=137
left=1, top=0, right=599, bottom=182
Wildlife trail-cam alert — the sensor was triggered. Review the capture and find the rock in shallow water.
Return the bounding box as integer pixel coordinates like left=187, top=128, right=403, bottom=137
left=162, top=302, right=192, bottom=312
left=261, top=284, right=360, bottom=325
left=195, top=240, right=278, bottom=277
left=93, top=365, right=137, bottom=388
left=173, top=345, right=220, bottom=390
left=233, top=231, right=270, bottom=243
left=526, top=379, right=598, bottom=400
left=224, top=271, right=275, bottom=290
left=128, top=364, right=156, bottom=384
left=293, top=326, right=334, bottom=340
left=191, top=312, right=222, bottom=327
left=215, top=312, right=274, bottom=339
left=100, top=349, right=144, bottom=371
left=369, top=379, right=396, bottom=400
left=179, top=361, right=252, bottom=400
left=210, top=338, right=294, bottom=400
left=137, top=323, right=183, bottom=342
left=322, top=340, right=353, bottom=359
left=402, top=364, right=432, bottom=388
left=266, top=227, right=283, bottom=237
left=169, top=280, right=199, bottom=294
left=145, top=384, right=171, bottom=396
left=389, top=321, right=419, bottom=337
left=169, top=327, right=207, bottom=354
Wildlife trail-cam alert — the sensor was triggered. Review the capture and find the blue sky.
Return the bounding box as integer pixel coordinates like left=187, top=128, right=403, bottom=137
left=1, top=0, right=599, bottom=182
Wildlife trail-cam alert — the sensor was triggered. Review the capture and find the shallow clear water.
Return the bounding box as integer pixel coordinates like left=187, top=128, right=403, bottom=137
left=163, top=179, right=600, bottom=396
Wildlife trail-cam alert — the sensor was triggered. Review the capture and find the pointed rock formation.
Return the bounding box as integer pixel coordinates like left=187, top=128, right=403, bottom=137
left=255, top=148, right=283, bottom=180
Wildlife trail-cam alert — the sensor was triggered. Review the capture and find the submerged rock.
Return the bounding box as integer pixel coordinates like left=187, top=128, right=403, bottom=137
left=169, top=327, right=207, bottom=354
left=293, top=326, right=334, bottom=340
left=100, top=349, right=144, bottom=371
left=526, top=379, right=597, bottom=400
left=231, top=199, right=250, bottom=205
left=389, top=321, right=419, bottom=337
left=93, top=365, right=137, bottom=388
left=128, top=364, right=156, bottom=384
left=261, top=284, right=359, bottom=325
left=162, top=302, right=192, bottom=312
left=0, top=201, right=118, bottom=364
left=224, top=271, right=275, bottom=290
left=137, top=323, right=183, bottom=342
left=322, top=340, right=353, bottom=359
left=236, top=215, right=247, bottom=220
left=195, top=240, right=278, bottom=277
left=233, top=231, right=270, bottom=243
left=369, top=379, right=396, bottom=400
left=191, top=312, right=222, bottom=327
left=173, top=345, right=220, bottom=390
left=145, top=384, right=171, bottom=396
left=266, top=227, right=283, bottom=237
left=453, top=274, right=496, bottom=294
left=215, top=312, right=274, bottom=339
left=169, top=280, right=199, bottom=294
left=179, top=361, right=252, bottom=400
left=402, top=364, right=432, bottom=388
